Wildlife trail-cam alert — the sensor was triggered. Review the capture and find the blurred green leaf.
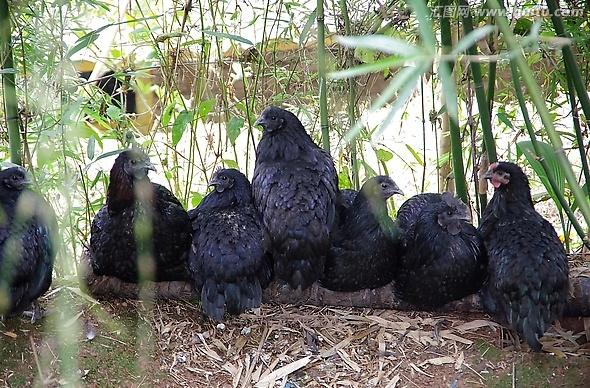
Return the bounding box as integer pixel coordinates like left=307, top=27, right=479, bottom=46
left=227, top=116, right=244, bottom=146
left=197, top=99, right=215, bottom=123
left=497, top=110, right=514, bottom=129
left=517, top=140, right=565, bottom=209
left=451, top=25, right=495, bottom=55
left=200, top=30, right=253, bottom=45
left=336, top=35, right=422, bottom=56
left=222, top=159, right=239, bottom=169
left=172, top=110, right=194, bottom=146
left=191, top=192, right=204, bottom=208
left=299, top=8, right=317, bottom=46
left=405, top=144, right=424, bottom=166
left=106, top=105, right=122, bottom=120
left=376, top=148, right=393, bottom=162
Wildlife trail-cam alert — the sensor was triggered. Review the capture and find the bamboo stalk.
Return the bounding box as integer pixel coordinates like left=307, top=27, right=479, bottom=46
left=459, top=0, right=497, bottom=163
left=338, top=0, right=359, bottom=188
left=510, top=61, right=589, bottom=248
left=547, top=0, right=590, bottom=127
left=486, top=0, right=590, bottom=231
left=0, top=0, right=22, bottom=165
left=439, top=0, right=468, bottom=202
left=566, top=74, right=590, bottom=198
left=317, top=0, right=330, bottom=154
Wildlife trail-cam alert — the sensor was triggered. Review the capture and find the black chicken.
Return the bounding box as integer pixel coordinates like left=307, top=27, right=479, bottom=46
left=0, top=166, right=56, bottom=318
left=188, top=168, right=272, bottom=321
left=89, top=149, right=191, bottom=282
left=252, top=106, right=338, bottom=290
left=320, top=176, right=403, bottom=291
left=479, top=161, right=568, bottom=352
left=394, top=192, right=487, bottom=308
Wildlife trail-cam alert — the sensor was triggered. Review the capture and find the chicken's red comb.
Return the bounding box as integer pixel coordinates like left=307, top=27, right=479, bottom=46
left=489, top=162, right=499, bottom=170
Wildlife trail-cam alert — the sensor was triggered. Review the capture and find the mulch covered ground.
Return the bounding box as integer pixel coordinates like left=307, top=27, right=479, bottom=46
left=1, top=285, right=589, bottom=387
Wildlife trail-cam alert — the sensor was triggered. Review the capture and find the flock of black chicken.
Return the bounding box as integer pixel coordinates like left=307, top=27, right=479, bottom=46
left=0, top=106, right=569, bottom=352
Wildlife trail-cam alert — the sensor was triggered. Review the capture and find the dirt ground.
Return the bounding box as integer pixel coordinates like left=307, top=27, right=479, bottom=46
left=1, top=283, right=589, bottom=387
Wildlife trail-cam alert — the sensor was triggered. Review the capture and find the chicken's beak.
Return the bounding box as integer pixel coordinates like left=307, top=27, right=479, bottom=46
left=391, top=186, right=404, bottom=196
left=208, top=178, right=221, bottom=188
left=254, top=117, right=266, bottom=127
left=143, top=161, right=156, bottom=172
left=482, top=169, right=494, bottom=180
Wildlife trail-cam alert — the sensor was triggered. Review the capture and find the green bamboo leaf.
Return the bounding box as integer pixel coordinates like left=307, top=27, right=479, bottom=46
left=336, top=35, right=422, bottom=56
left=497, top=109, right=514, bottom=129
left=451, top=25, right=496, bottom=55
left=197, top=99, right=215, bottom=123
left=329, top=55, right=410, bottom=79
left=299, top=8, right=317, bottom=46
left=405, top=144, right=424, bottom=166
left=67, top=25, right=110, bottom=58
left=222, top=159, right=239, bottom=169
left=376, top=148, right=393, bottom=162
left=200, top=30, right=253, bottom=45
left=406, top=0, right=436, bottom=49
left=516, top=140, right=565, bottom=208
left=227, top=116, right=244, bottom=146
left=172, top=110, right=193, bottom=146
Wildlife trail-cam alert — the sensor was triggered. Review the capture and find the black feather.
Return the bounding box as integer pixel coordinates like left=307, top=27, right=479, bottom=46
left=321, top=176, right=403, bottom=291
left=89, top=150, right=191, bottom=282
left=0, top=166, right=56, bottom=316
left=394, top=192, right=487, bottom=308
left=252, top=106, right=338, bottom=290
left=479, top=162, right=568, bottom=352
left=188, top=168, right=272, bottom=321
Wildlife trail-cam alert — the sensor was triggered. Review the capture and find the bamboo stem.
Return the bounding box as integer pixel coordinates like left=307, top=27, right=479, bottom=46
left=459, top=0, right=497, bottom=163
left=317, top=0, right=330, bottom=154
left=338, top=0, right=359, bottom=188
left=439, top=0, right=467, bottom=202
left=547, top=0, right=590, bottom=128
left=0, top=0, right=22, bottom=165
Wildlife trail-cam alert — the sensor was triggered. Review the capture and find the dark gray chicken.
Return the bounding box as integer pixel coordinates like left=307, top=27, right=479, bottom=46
left=188, top=168, right=272, bottom=321
left=89, top=149, right=191, bottom=282
left=0, top=166, right=56, bottom=318
left=320, top=176, right=403, bottom=291
left=479, top=161, right=568, bottom=352
left=394, top=192, right=487, bottom=308
left=252, top=106, right=338, bottom=291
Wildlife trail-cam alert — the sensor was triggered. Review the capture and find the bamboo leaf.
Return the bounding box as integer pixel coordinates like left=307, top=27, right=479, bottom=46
left=517, top=140, right=565, bottom=208
left=406, top=0, right=436, bottom=49
left=451, top=25, right=495, bottom=55
left=376, top=148, right=393, bottom=162
left=405, top=144, right=424, bottom=166
left=200, top=30, right=253, bottom=45
left=172, top=110, right=193, bottom=146
left=329, top=55, right=411, bottom=79
left=227, top=116, right=244, bottom=146
left=299, top=8, right=317, bottom=46
left=336, top=35, right=422, bottom=56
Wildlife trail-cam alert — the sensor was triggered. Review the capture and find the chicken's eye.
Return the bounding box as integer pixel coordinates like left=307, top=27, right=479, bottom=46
left=221, top=176, right=227, bottom=181
left=447, top=210, right=453, bottom=216
left=381, top=183, right=387, bottom=189
left=12, top=175, right=18, bottom=180
left=131, top=160, right=137, bottom=165
left=271, top=116, right=276, bottom=120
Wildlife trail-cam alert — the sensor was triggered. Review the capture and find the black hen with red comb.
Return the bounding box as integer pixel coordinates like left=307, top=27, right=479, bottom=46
left=479, top=161, right=568, bottom=352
